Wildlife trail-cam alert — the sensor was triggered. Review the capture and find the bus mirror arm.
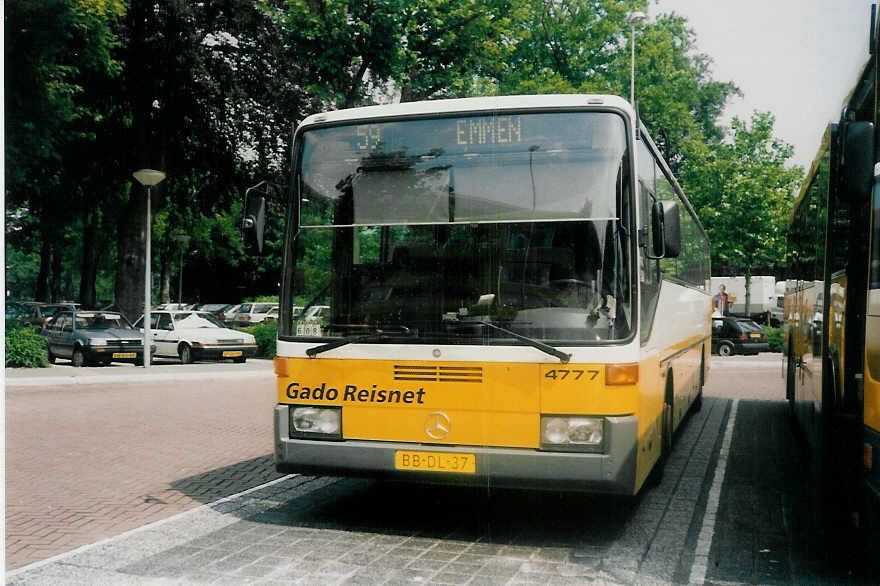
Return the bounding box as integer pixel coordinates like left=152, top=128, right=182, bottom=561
left=242, top=182, right=276, bottom=255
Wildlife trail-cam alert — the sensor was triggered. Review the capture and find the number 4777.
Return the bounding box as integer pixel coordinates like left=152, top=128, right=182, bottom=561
left=544, top=369, right=599, bottom=381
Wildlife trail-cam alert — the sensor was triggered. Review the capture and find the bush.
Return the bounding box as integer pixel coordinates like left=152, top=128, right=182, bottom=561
left=6, top=324, right=49, bottom=367
left=242, top=321, right=277, bottom=358
left=764, top=326, right=783, bottom=353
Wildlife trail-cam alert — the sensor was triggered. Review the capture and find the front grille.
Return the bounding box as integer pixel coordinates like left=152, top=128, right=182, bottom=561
left=393, top=365, right=483, bottom=383
left=218, top=339, right=242, bottom=344
left=107, top=339, right=140, bottom=347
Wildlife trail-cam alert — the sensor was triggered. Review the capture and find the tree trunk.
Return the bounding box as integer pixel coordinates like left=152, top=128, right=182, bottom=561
left=115, top=190, right=149, bottom=322
left=79, top=207, right=98, bottom=308
left=160, top=254, right=171, bottom=304
left=36, top=237, right=51, bottom=301
left=64, top=271, right=74, bottom=301
left=744, top=272, right=752, bottom=318
left=51, top=246, right=62, bottom=302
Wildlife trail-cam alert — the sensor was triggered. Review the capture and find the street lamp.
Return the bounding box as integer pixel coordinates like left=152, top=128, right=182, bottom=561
left=627, top=11, right=646, bottom=105
left=133, top=168, right=166, bottom=369
left=174, top=234, right=191, bottom=305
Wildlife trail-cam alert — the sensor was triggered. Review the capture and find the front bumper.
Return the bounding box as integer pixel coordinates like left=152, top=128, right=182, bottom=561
left=191, top=344, right=258, bottom=360
left=736, top=341, right=770, bottom=354
left=84, top=345, right=150, bottom=363
left=273, top=405, right=639, bottom=494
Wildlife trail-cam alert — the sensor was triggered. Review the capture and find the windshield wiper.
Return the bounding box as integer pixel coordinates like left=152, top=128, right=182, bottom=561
left=475, top=320, right=571, bottom=363
left=306, top=326, right=412, bottom=358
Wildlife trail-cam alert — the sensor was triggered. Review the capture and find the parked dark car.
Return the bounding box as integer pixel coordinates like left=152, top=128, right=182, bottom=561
left=43, top=310, right=152, bottom=366
left=6, top=301, right=29, bottom=324
left=20, top=302, right=78, bottom=328
left=711, top=316, right=769, bottom=356
left=192, top=303, right=234, bottom=315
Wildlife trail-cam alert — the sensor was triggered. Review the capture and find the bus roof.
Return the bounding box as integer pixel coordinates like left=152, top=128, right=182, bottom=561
left=299, top=95, right=635, bottom=127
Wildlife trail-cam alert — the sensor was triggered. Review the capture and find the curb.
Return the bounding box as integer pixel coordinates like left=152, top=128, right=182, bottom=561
left=6, top=369, right=274, bottom=388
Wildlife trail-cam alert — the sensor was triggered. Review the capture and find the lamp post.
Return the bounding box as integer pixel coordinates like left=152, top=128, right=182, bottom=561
left=133, top=169, right=166, bottom=368
left=174, top=234, right=191, bottom=306
left=627, top=11, right=646, bottom=105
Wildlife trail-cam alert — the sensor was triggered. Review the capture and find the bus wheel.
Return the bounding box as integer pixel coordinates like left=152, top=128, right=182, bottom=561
left=71, top=347, right=85, bottom=368
left=718, top=342, right=734, bottom=357
left=648, top=380, right=674, bottom=488
left=178, top=344, right=193, bottom=365
left=693, top=354, right=705, bottom=412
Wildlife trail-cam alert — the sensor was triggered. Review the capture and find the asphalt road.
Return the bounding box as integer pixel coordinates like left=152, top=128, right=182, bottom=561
left=4, top=354, right=861, bottom=584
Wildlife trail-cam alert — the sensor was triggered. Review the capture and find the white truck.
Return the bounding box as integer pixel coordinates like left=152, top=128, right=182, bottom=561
left=710, top=275, right=783, bottom=325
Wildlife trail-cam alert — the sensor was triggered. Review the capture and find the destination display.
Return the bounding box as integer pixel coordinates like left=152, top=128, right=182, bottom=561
left=318, top=111, right=620, bottom=159
left=356, top=116, right=523, bottom=153
left=299, top=111, right=627, bottom=227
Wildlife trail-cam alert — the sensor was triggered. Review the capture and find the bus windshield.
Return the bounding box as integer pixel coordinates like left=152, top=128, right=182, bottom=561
left=287, top=111, right=633, bottom=345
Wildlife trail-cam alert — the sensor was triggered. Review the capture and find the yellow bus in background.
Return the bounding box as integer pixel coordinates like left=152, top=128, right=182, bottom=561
left=246, top=94, right=711, bottom=495
left=783, top=4, right=880, bottom=572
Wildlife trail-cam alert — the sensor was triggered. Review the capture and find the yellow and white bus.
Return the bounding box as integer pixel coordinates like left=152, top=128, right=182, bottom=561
left=247, top=95, right=711, bottom=495
left=783, top=5, right=880, bottom=566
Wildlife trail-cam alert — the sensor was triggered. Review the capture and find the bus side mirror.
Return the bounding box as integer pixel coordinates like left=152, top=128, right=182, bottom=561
left=650, top=200, right=681, bottom=259
left=840, top=121, right=874, bottom=203
left=242, top=192, right=266, bottom=255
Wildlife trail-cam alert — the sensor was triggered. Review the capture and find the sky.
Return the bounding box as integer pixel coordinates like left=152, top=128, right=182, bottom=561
left=652, top=0, right=873, bottom=170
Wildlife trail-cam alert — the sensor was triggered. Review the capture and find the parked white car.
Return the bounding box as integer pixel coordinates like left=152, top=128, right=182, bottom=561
left=134, top=311, right=257, bottom=364
left=218, top=304, right=242, bottom=326
left=301, top=305, right=330, bottom=321
left=231, top=302, right=278, bottom=326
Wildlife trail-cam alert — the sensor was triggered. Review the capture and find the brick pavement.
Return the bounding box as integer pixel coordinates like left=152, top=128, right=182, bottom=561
left=5, top=369, right=281, bottom=570
left=7, top=393, right=732, bottom=584
left=12, top=353, right=847, bottom=585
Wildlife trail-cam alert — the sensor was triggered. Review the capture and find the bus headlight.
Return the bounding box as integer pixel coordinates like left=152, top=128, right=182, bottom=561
left=541, top=416, right=603, bottom=451
left=290, top=406, right=342, bottom=440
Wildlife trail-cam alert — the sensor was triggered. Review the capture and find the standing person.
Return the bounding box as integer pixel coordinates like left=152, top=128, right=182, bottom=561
left=714, top=284, right=734, bottom=316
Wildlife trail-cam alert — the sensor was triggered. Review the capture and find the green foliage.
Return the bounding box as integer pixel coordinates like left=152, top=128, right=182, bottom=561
left=681, top=111, right=804, bottom=277
left=764, top=326, right=784, bottom=353
left=4, top=0, right=799, bottom=312
left=245, top=295, right=280, bottom=302
left=242, top=322, right=277, bottom=358
left=5, top=325, right=50, bottom=368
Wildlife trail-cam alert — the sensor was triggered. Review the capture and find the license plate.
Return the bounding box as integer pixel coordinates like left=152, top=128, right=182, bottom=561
left=394, top=450, right=475, bottom=474
left=223, top=350, right=243, bottom=357
left=749, top=333, right=761, bottom=338
left=112, top=352, right=136, bottom=358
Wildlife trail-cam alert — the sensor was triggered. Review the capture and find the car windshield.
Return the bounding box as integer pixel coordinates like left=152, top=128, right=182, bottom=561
left=736, top=319, right=764, bottom=333
left=172, top=312, right=223, bottom=328
left=76, top=313, right=131, bottom=329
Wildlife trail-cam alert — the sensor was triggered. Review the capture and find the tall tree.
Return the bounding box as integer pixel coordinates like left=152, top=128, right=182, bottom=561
left=496, top=0, right=642, bottom=95
left=6, top=0, right=124, bottom=301
left=681, top=111, right=804, bottom=308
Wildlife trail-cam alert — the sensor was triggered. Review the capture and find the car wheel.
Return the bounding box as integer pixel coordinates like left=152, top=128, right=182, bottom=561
left=718, top=342, right=734, bottom=357
left=233, top=356, right=246, bottom=364
left=47, top=347, right=56, bottom=364
left=72, top=347, right=85, bottom=367
left=178, top=344, right=193, bottom=365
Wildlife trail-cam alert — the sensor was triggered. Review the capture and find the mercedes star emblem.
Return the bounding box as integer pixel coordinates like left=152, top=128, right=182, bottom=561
left=425, top=412, right=451, bottom=440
